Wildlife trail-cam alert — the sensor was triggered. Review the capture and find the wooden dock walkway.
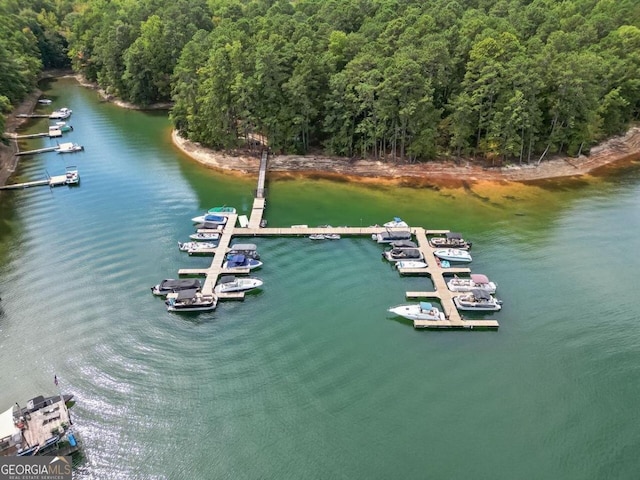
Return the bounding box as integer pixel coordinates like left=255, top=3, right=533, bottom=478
left=17, top=113, right=50, bottom=118
left=0, top=174, right=71, bottom=190
left=173, top=149, right=500, bottom=328
left=15, top=146, right=58, bottom=156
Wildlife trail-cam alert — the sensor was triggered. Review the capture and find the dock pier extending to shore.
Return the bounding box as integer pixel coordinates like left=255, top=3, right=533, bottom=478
left=177, top=149, right=499, bottom=329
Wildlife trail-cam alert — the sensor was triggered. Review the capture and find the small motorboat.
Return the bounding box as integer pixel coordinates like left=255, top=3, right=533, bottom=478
left=178, top=241, right=217, bottom=253
left=383, top=217, right=409, bottom=228
left=151, top=278, right=202, bottom=296
left=38, top=98, right=52, bottom=104
left=64, top=165, right=80, bottom=185
left=53, top=121, right=73, bottom=132
left=309, top=234, right=326, bottom=240
left=191, top=213, right=228, bottom=225
left=396, top=260, right=428, bottom=269
left=165, top=289, right=217, bottom=312
left=372, top=230, right=412, bottom=243
left=447, top=274, right=497, bottom=293
left=433, top=248, right=472, bottom=263
left=223, top=254, right=263, bottom=271
left=55, top=142, right=84, bottom=153
left=383, top=248, right=423, bottom=262
left=49, top=107, right=72, bottom=119
left=429, top=232, right=472, bottom=250
left=207, top=206, right=236, bottom=215
left=388, top=302, right=446, bottom=321
left=453, top=289, right=502, bottom=311
left=189, top=232, right=220, bottom=241
left=214, top=275, right=263, bottom=294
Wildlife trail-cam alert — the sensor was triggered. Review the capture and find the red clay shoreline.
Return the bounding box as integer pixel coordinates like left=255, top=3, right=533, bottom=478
left=2, top=73, right=640, bottom=189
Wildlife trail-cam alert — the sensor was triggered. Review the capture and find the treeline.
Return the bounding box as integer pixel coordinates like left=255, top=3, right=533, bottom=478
left=7, top=0, right=640, bottom=164
left=0, top=0, right=72, bottom=133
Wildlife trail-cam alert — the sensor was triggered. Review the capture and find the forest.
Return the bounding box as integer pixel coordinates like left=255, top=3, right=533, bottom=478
left=1, top=0, right=639, bottom=164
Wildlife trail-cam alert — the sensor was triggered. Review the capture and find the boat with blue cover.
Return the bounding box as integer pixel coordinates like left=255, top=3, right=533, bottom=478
left=222, top=254, right=263, bottom=271
left=191, top=213, right=228, bottom=225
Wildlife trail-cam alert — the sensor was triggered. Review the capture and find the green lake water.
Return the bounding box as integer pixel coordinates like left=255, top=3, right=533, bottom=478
left=1, top=77, right=640, bottom=479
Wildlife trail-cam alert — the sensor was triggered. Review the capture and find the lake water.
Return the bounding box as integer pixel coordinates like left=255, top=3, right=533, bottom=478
left=1, top=77, right=640, bottom=479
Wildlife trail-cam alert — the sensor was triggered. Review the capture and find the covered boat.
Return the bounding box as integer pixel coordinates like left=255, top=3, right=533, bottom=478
left=151, top=278, right=201, bottom=296
left=429, top=232, right=472, bottom=250
left=214, top=275, right=263, bottom=294
left=64, top=166, right=79, bottom=185
left=372, top=230, right=412, bottom=244
left=388, top=302, right=446, bottom=321
left=228, top=243, right=260, bottom=259
left=447, top=274, right=496, bottom=293
left=165, top=289, right=217, bottom=312
left=453, top=289, right=502, bottom=311
left=223, top=254, right=263, bottom=271
left=433, top=248, right=472, bottom=263
left=383, top=248, right=423, bottom=262
left=390, top=240, right=417, bottom=249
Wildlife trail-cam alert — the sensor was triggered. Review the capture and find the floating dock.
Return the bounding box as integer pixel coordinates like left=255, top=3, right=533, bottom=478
left=176, top=150, right=500, bottom=329
left=0, top=173, right=76, bottom=190
left=15, top=146, right=59, bottom=156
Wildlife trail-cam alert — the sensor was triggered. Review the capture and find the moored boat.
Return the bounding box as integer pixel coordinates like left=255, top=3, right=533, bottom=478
left=429, top=232, right=472, bottom=250
left=453, top=289, right=502, bottom=311
left=191, top=213, right=227, bottom=225
left=433, top=248, right=472, bottom=263
left=189, top=232, right=220, bottom=241
left=165, top=289, right=217, bottom=312
left=228, top=243, right=260, bottom=259
left=309, top=234, right=326, bottom=240
left=214, top=275, right=263, bottom=294
left=390, top=240, right=417, bottom=248
left=178, top=241, right=217, bottom=253
left=207, top=206, right=236, bottom=215
left=447, top=274, right=496, bottom=293
left=38, top=98, right=52, bottom=105
left=222, top=254, right=263, bottom=271
left=383, top=217, right=409, bottom=228
left=64, top=165, right=79, bottom=185
left=388, top=302, right=446, bottom=321
left=151, top=278, right=202, bottom=296
left=383, top=248, right=423, bottom=262
left=396, top=260, right=428, bottom=269
left=55, top=142, right=83, bottom=153
left=372, top=230, right=412, bottom=243
left=48, top=107, right=72, bottom=119
left=53, top=121, right=73, bottom=132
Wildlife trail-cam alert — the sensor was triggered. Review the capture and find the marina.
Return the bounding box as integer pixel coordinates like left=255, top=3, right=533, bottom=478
left=167, top=150, right=500, bottom=328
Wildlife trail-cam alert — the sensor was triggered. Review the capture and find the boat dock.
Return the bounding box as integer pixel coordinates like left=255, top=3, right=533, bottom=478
left=16, top=113, right=50, bottom=118
left=0, top=173, right=75, bottom=190
left=175, top=149, right=499, bottom=328
left=15, top=146, right=59, bottom=156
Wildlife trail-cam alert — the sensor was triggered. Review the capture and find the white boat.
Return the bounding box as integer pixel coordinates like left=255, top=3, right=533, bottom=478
left=223, top=254, right=263, bottom=271
left=151, top=278, right=201, bottom=296
left=191, top=213, right=227, bottom=225
left=383, top=217, right=409, bottom=228
left=383, top=248, right=423, bottom=262
left=56, top=142, right=84, bottom=153
left=447, top=274, right=496, bottom=293
left=189, top=232, right=220, bottom=241
left=453, top=289, right=502, bottom=311
left=388, top=302, right=446, bottom=321
left=178, top=241, right=217, bottom=253
left=65, top=165, right=80, bottom=185
left=165, top=289, right=217, bottom=312
left=38, top=98, right=52, bottom=104
left=433, top=248, right=472, bottom=263
left=214, top=275, right=263, bottom=294
left=429, top=232, right=472, bottom=250
left=309, top=234, right=326, bottom=240
left=325, top=234, right=341, bottom=240
left=372, top=230, right=412, bottom=244
left=49, top=107, right=72, bottom=119
left=396, top=260, right=428, bottom=269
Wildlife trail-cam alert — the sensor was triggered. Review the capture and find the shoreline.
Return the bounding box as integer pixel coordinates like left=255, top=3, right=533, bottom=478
left=3, top=72, right=640, bottom=189
left=172, top=126, right=640, bottom=187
